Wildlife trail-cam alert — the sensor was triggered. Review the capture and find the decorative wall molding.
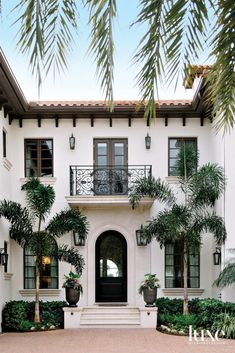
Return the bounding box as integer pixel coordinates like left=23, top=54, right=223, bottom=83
left=19, top=289, right=61, bottom=297
left=162, top=288, right=204, bottom=296
left=165, top=176, right=179, bottom=184
left=20, top=177, right=57, bottom=186
left=4, top=272, right=13, bottom=280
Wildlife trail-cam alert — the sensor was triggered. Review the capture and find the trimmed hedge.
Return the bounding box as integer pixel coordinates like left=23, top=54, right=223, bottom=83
left=2, top=300, right=66, bottom=332
left=156, top=297, right=235, bottom=332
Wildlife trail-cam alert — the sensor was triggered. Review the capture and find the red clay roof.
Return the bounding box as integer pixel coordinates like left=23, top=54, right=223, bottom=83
left=29, top=100, right=192, bottom=108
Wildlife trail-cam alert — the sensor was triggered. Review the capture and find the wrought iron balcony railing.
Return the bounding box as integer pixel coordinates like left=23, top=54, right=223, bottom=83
left=70, top=165, right=152, bottom=196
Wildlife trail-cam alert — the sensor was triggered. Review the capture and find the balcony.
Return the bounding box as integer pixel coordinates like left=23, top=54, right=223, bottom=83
left=70, top=165, right=152, bottom=196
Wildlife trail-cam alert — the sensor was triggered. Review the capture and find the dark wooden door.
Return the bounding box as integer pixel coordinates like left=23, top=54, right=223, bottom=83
left=96, top=231, right=127, bottom=302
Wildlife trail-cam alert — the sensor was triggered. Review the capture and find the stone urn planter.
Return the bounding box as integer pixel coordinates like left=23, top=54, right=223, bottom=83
left=63, top=271, right=83, bottom=307
left=139, top=273, right=160, bottom=307
left=143, top=287, right=157, bottom=307
left=65, top=287, right=80, bottom=307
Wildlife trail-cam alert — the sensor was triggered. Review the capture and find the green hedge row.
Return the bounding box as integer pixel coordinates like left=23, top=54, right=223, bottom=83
left=2, top=301, right=66, bottom=332
left=156, top=297, right=235, bottom=336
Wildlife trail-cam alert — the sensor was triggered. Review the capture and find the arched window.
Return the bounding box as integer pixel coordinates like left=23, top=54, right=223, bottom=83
left=24, top=246, right=58, bottom=289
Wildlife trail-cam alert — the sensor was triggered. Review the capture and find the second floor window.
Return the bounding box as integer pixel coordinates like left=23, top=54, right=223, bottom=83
left=25, top=139, right=53, bottom=177
left=168, top=138, right=197, bottom=176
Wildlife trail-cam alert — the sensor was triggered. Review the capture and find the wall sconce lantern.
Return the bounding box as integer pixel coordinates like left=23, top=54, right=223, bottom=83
left=145, top=133, right=151, bottom=149
left=0, top=248, right=8, bottom=267
left=69, top=133, right=75, bottom=150
left=73, top=232, right=86, bottom=246
left=136, top=225, right=148, bottom=246
left=213, top=247, right=221, bottom=265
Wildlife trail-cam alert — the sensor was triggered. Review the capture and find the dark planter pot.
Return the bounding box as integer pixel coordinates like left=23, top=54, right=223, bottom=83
left=65, top=287, right=80, bottom=307
left=143, top=287, right=157, bottom=307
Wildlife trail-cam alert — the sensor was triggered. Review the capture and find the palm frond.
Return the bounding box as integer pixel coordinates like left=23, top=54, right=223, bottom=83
left=214, top=261, right=235, bottom=288
left=22, top=177, right=55, bottom=221
left=207, top=0, right=235, bottom=132
left=14, top=0, right=78, bottom=91
left=188, top=163, right=225, bottom=208
left=165, top=0, right=209, bottom=88
left=46, top=208, right=89, bottom=238
left=129, top=176, right=175, bottom=209
left=44, top=0, right=78, bottom=76
left=195, top=213, right=227, bottom=245
left=27, top=231, right=57, bottom=259
left=133, top=0, right=166, bottom=121
left=57, top=244, right=85, bottom=274
left=142, top=204, right=191, bottom=247
left=0, top=200, right=33, bottom=246
left=86, top=0, right=117, bottom=109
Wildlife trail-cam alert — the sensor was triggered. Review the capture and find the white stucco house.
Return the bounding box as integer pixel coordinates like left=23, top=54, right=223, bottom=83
left=0, top=49, right=234, bottom=329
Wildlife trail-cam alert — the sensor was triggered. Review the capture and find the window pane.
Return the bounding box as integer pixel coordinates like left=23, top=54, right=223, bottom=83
left=25, top=256, right=35, bottom=266
left=170, top=149, right=179, bottom=158
left=25, top=278, right=35, bottom=289
left=189, top=266, right=199, bottom=276
left=115, top=156, right=124, bottom=165
left=189, top=278, right=199, bottom=288
left=165, top=278, right=174, bottom=288
left=98, top=156, right=107, bottom=166
left=169, top=139, right=178, bottom=148
left=114, top=143, right=124, bottom=155
left=41, top=140, right=52, bottom=150
left=98, top=143, right=107, bottom=155
left=165, top=266, right=174, bottom=276
left=25, top=267, right=35, bottom=277
left=165, top=244, right=174, bottom=254
left=165, top=255, right=173, bottom=266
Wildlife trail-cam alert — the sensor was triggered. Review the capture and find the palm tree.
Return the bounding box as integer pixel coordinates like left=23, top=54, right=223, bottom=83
left=214, top=250, right=235, bottom=288
left=1, top=1, right=234, bottom=130
left=0, top=178, right=89, bottom=324
left=129, top=143, right=226, bottom=315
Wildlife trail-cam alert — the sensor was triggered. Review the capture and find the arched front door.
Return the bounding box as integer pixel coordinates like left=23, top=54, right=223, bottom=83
left=96, top=231, right=127, bottom=302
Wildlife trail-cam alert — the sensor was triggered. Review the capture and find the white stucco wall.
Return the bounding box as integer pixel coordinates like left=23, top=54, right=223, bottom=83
left=1, top=109, right=234, bottom=331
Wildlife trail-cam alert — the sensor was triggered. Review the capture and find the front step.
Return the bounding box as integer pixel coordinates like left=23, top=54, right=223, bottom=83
left=63, top=305, right=158, bottom=329
left=80, top=306, right=140, bottom=326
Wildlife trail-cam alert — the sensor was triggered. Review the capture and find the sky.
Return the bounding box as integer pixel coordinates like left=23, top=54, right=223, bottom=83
left=0, top=1, right=210, bottom=102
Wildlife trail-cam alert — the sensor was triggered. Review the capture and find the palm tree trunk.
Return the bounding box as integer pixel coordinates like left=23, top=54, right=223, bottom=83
left=183, top=241, right=189, bottom=315
left=34, top=263, right=40, bottom=323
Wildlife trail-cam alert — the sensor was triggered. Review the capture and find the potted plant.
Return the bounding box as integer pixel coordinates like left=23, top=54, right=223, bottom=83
left=138, top=273, right=160, bottom=307
left=63, top=272, right=83, bottom=307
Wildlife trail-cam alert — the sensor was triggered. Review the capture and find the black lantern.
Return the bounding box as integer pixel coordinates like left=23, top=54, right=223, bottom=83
left=73, top=232, right=86, bottom=246
left=0, top=248, right=8, bottom=266
left=213, top=247, right=221, bottom=265
left=69, top=133, right=75, bottom=150
left=145, top=133, right=151, bottom=149
left=136, top=225, right=148, bottom=246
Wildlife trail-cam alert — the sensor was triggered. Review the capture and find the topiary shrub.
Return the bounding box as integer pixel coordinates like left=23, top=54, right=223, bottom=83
left=2, top=300, right=66, bottom=332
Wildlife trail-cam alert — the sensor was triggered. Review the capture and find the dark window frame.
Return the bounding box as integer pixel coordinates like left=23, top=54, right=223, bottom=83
left=168, top=137, right=197, bottom=176
left=165, top=242, right=200, bottom=288
left=4, top=241, right=8, bottom=273
left=24, top=139, right=54, bottom=177
left=24, top=246, right=58, bottom=289
left=3, top=130, right=6, bottom=158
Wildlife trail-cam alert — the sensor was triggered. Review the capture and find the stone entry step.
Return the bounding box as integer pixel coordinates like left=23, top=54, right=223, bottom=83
left=63, top=305, right=158, bottom=329
left=80, top=306, right=140, bottom=326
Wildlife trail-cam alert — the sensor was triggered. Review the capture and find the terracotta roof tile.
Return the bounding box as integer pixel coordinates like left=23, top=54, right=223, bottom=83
left=29, top=100, right=192, bottom=108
